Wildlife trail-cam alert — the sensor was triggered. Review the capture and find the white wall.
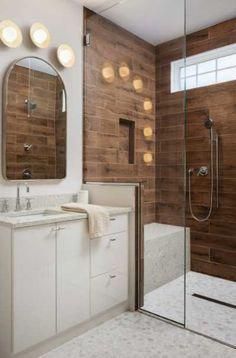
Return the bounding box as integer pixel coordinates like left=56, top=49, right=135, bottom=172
left=0, top=0, right=83, bottom=197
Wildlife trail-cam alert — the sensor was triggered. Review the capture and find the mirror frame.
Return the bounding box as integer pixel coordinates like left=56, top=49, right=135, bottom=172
left=2, top=56, right=67, bottom=182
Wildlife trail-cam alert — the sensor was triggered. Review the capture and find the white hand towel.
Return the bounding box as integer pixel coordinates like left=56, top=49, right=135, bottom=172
left=61, top=203, right=110, bottom=239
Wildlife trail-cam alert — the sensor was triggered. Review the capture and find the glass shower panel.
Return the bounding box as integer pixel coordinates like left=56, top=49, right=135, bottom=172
left=186, top=0, right=236, bottom=347
left=141, top=0, right=187, bottom=325
left=84, top=0, right=187, bottom=327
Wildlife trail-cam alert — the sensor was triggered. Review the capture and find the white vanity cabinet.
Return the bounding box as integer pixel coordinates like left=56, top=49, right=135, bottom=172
left=13, top=220, right=90, bottom=353
left=0, top=219, right=90, bottom=356
left=0, top=211, right=129, bottom=357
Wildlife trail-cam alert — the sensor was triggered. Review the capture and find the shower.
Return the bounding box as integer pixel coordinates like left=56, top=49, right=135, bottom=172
left=188, top=118, right=219, bottom=222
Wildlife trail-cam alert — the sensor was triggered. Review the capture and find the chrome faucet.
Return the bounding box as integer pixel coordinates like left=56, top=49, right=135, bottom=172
left=15, top=183, right=30, bottom=211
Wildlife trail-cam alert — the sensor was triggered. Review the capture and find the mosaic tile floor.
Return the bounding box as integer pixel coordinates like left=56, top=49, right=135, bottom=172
left=143, top=271, right=236, bottom=346
left=41, top=311, right=235, bottom=358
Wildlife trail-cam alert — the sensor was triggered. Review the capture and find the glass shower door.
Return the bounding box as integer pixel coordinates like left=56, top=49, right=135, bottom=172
left=141, top=0, right=187, bottom=326
left=185, top=0, right=236, bottom=347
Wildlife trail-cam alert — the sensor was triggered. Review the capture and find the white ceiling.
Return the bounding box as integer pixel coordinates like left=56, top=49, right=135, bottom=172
left=76, top=0, right=236, bottom=45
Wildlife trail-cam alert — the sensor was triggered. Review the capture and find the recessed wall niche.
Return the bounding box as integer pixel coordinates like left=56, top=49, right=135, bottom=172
left=119, top=118, right=135, bottom=164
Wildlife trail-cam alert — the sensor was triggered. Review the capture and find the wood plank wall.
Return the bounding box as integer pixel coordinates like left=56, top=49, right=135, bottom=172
left=83, top=9, right=156, bottom=224
left=156, top=18, right=236, bottom=281
left=83, top=8, right=236, bottom=280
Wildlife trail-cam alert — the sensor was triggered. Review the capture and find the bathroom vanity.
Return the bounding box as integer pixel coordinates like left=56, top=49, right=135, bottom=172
left=0, top=207, right=130, bottom=357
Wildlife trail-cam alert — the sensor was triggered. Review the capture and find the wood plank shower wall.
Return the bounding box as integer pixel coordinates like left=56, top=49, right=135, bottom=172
left=83, top=9, right=156, bottom=224
left=156, top=18, right=236, bottom=281
left=83, top=8, right=236, bottom=280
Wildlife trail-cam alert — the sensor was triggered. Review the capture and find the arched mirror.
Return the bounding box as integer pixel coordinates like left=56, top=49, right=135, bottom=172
left=3, top=57, right=67, bottom=180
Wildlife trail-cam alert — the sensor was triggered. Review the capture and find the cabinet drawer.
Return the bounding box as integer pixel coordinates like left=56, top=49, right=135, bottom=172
left=91, top=232, right=128, bottom=277
left=106, top=214, right=128, bottom=235
left=91, top=271, right=128, bottom=316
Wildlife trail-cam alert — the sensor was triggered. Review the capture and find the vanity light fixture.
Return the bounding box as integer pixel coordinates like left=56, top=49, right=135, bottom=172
left=0, top=19, right=22, bottom=48
left=57, top=44, right=75, bottom=68
left=102, top=62, right=115, bottom=83
left=143, top=98, right=153, bottom=112
left=119, top=62, right=130, bottom=81
left=30, top=22, right=51, bottom=48
left=143, top=127, right=153, bottom=138
left=133, top=75, right=143, bottom=93
left=143, top=152, right=153, bottom=164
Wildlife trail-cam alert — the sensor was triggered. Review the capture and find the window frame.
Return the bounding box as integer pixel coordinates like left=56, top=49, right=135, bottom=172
left=171, top=43, right=236, bottom=93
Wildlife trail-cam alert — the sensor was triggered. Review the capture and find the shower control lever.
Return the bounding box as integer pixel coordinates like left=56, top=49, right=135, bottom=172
left=197, top=166, right=208, bottom=176
left=188, top=166, right=208, bottom=176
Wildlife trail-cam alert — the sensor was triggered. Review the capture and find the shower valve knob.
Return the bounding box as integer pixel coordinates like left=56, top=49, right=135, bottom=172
left=24, top=143, right=33, bottom=151
left=197, top=166, right=208, bottom=176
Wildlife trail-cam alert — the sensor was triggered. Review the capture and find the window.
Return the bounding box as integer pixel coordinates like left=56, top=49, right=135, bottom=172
left=171, top=43, right=236, bottom=93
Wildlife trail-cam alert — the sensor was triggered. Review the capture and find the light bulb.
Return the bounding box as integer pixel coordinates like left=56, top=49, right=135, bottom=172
left=57, top=44, right=75, bottom=68
left=133, top=76, right=143, bottom=93
left=0, top=20, right=22, bottom=48
left=30, top=23, right=50, bottom=48
left=119, top=62, right=130, bottom=81
left=143, top=127, right=153, bottom=137
left=102, top=62, right=115, bottom=83
left=143, top=152, right=153, bottom=164
left=143, top=98, right=153, bottom=112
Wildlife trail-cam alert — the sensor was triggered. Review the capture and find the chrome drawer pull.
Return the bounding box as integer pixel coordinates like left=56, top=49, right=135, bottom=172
left=110, top=238, right=117, bottom=242
left=110, top=217, right=116, bottom=221
left=109, top=275, right=116, bottom=279
left=52, top=226, right=66, bottom=232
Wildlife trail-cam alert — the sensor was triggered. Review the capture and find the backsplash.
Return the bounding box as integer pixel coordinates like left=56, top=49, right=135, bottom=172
left=0, top=193, right=77, bottom=212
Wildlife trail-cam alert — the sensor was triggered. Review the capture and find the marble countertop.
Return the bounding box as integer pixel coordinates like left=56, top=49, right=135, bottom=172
left=0, top=206, right=132, bottom=229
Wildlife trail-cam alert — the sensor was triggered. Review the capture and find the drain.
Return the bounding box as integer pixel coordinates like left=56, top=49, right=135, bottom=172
left=192, top=293, right=236, bottom=309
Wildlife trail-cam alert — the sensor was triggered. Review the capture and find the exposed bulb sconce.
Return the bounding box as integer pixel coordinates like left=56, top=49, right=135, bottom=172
left=143, top=127, right=153, bottom=138
left=143, top=98, right=153, bottom=112
left=102, top=62, right=115, bottom=83
left=30, top=22, right=51, bottom=48
left=143, top=152, right=153, bottom=164
left=119, top=62, right=130, bottom=81
left=57, top=44, right=75, bottom=68
left=133, top=76, right=143, bottom=93
left=0, top=19, right=22, bottom=48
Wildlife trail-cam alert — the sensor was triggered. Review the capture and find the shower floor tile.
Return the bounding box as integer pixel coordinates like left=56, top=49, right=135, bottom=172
left=143, top=271, right=236, bottom=347
left=40, top=311, right=234, bottom=358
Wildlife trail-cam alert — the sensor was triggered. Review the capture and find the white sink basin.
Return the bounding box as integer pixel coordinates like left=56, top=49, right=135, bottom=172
left=4, top=209, right=67, bottom=219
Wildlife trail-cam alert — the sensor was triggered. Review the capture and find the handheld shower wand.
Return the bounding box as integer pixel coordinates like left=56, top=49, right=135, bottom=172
left=188, top=118, right=218, bottom=222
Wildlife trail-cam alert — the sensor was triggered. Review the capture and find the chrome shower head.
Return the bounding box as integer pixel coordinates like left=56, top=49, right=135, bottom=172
left=204, top=118, right=213, bottom=129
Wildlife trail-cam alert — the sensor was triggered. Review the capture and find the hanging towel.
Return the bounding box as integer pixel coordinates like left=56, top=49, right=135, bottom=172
left=61, top=203, right=110, bottom=239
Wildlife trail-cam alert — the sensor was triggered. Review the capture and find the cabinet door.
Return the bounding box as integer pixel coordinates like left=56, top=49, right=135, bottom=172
left=13, top=224, right=56, bottom=353
left=57, top=220, right=90, bottom=333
